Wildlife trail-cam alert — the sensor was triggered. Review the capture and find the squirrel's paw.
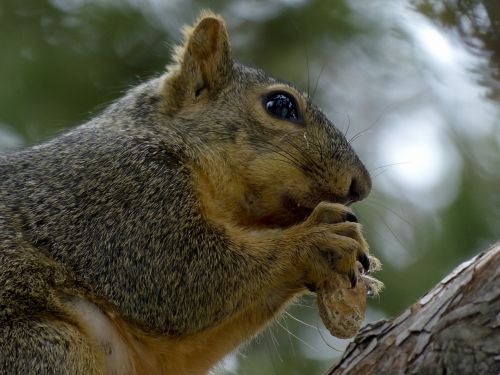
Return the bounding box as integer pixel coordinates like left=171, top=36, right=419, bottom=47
left=297, top=202, right=370, bottom=288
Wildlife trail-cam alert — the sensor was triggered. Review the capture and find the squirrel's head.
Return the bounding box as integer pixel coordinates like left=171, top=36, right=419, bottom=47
left=161, top=11, right=371, bottom=229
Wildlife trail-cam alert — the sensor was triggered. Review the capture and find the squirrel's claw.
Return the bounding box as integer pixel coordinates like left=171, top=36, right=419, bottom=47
left=305, top=282, right=317, bottom=292
left=348, top=271, right=358, bottom=288
left=358, top=253, right=370, bottom=274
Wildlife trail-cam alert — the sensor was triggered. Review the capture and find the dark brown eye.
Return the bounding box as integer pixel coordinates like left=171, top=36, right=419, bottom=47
left=264, top=92, right=299, bottom=121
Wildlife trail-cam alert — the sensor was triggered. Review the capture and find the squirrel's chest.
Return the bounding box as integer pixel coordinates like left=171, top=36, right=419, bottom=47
left=66, top=291, right=296, bottom=375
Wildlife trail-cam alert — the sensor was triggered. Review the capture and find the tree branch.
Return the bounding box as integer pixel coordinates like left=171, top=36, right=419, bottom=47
left=327, top=242, right=500, bottom=375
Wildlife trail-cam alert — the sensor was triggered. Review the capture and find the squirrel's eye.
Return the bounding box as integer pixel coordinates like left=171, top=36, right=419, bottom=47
left=264, top=92, right=299, bottom=121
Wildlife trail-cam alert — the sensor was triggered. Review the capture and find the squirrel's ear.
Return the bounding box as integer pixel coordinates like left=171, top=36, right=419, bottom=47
left=163, top=11, right=233, bottom=110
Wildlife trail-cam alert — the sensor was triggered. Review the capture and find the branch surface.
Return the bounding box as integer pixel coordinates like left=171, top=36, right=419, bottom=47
left=327, top=242, right=500, bottom=375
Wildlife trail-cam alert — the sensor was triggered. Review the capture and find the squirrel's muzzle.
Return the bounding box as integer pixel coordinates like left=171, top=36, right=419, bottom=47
left=347, top=166, right=372, bottom=203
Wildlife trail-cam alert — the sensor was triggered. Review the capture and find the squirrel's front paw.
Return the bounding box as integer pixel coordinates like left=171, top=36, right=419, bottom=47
left=295, top=202, right=370, bottom=288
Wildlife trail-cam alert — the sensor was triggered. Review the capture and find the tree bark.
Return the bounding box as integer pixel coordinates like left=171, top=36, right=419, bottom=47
left=327, top=242, right=500, bottom=375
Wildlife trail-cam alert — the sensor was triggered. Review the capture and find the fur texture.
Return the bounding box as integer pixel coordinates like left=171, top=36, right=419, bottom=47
left=0, top=11, right=372, bottom=375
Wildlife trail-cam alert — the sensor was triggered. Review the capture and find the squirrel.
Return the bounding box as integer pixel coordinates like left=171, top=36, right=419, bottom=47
left=0, top=11, right=373, bottom=375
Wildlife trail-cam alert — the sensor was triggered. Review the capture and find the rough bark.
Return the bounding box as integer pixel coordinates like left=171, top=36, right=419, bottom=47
left=327, top=242, right=500, bottom=375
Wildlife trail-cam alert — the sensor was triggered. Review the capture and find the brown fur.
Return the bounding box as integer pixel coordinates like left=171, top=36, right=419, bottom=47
left=0, top=11, right=373, bottom=374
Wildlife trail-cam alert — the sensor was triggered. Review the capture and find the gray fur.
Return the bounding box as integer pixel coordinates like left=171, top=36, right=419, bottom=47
left=0, top=56, right=369, bottom=373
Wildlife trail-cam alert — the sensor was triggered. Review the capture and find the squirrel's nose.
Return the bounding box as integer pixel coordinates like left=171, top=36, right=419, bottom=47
left=347, top=167, right=371, bottom=203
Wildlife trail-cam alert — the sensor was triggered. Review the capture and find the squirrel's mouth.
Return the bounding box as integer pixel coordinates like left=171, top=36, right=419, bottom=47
left=247, top=188, right=353, bottom=229
left=256, top=195, right=315, bottom=228
left=256, top=191, right=352, bottom=229
left=282, top=196, right=315, bottom=224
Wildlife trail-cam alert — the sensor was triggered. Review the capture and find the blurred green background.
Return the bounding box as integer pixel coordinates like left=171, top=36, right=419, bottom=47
left=0, top=0, right=499, bottom=374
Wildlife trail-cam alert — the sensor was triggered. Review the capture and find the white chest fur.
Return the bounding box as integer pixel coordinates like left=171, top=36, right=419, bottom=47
left=66, top=297, right=133, bottom=375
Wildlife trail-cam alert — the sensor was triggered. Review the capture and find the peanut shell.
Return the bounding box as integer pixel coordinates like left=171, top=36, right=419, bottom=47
left=317, top=256, right=384, bottom=339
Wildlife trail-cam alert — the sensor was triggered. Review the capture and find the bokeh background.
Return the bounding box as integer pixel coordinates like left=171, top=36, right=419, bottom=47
left=1, top=0, right=499, bottom=374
